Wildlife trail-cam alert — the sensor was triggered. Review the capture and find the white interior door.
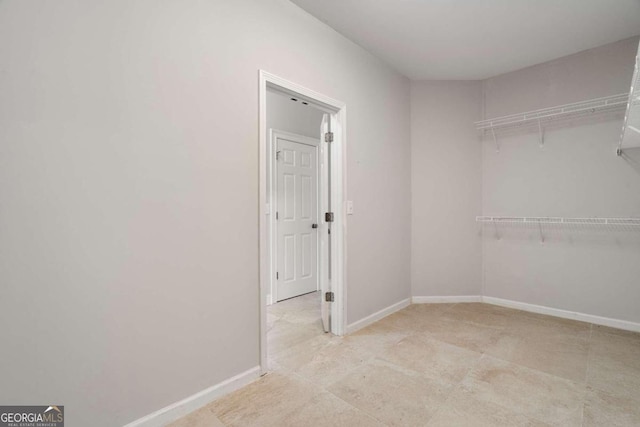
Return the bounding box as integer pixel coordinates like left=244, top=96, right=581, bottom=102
left=276, top=136, right=319, bottom=301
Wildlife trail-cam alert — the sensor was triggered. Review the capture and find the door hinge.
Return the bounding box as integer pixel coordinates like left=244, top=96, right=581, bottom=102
left=276, top=272, right=279, bottom=280
left=325, top=132, right=334, bottom=143
left=276, top=211, right=279, bottom=220
left=325, top=291, right=334, bottom=302
left=325, top=212, right=334, bottom=222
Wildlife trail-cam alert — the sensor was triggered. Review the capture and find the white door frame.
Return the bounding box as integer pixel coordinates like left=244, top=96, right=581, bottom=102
left=259, top=70, right=347, bottom=374
left=269, top=129, right=320, bottom=304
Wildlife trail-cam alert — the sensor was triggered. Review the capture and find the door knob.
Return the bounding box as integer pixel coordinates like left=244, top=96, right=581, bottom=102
left=312, top=224, right=318, bottom=229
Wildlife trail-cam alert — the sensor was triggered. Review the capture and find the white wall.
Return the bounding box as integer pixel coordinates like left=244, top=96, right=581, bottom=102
left=411, top=81, right=483, bottom=297
left=0, top=1, right=411, bottom=425
left=482, top=37, right=640, bottom=323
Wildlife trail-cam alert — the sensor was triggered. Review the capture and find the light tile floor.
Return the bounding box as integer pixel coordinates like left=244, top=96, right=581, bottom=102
left=170, top=297, right=640, bottom=426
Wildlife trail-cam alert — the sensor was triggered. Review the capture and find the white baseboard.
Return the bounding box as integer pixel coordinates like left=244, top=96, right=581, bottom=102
left=123, top=366, right=261, bottom=427
left=347, top=298, right=411, bottom=334
left=411, top=295, right=482, bottom=304
left=482, top=296, right=640, bottom=333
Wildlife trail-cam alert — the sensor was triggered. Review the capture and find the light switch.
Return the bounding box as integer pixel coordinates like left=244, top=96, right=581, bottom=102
left=346, top=200, right=354, bottom=215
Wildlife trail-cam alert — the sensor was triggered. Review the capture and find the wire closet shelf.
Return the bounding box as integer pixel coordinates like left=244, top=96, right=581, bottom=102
left=475, top=94, right=628, bottom=132
left=476, top=216, right=640, bottom=226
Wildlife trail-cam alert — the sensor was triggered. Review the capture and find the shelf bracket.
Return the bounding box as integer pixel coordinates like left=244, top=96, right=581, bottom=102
left=537, top=220, right=545, bottom=244
left=491, top=127, right=499, bottom=153
left=537, top=119, right=544, bottom=149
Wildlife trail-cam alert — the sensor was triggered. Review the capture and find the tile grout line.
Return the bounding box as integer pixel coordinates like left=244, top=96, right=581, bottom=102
left=323, top=356, right=398, bottom=426
left=476, top=352, right=585, bottom=426
left=580, top=323, right=594, bottom=427
left=402, top=306, right=594, bottom=390
left=424, top=351, right=485, bottom=426
left=325, top=385, right=393, bottom=427
left=272, top=368, right=379, bottom=426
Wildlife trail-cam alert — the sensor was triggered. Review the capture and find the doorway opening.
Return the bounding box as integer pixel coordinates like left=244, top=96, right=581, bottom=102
left=259, top=71, right=347, bottom=374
